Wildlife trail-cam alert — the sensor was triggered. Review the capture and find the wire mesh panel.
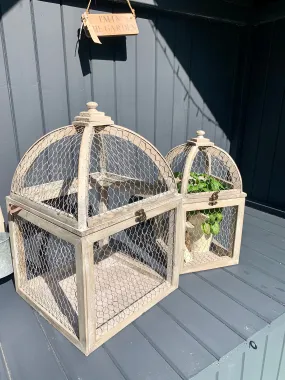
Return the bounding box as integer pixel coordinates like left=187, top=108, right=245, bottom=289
left=8, top=102, right=180, bottom=355
left=166, top=130, right=245, bottom=274
left=88, top=127, right=175, bottom=218
left=190, top=147, right=241, bottom=190
left=166, top=145, right=242, bottom=193
left=11, top=126, right=83, bottom=220
left=184, top=206, right=237, bottom=269
left=165, top=144, right=190, bottom=174
left=13, top=215, right=79, bottom=338
left=93, top=209, right=175, bottom=338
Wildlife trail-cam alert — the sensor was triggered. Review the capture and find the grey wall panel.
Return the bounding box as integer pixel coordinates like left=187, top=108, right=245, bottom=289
left=261, top=324, right=285, bottom=380
left=115, top=35, right=136, bottom=129
left=0, top=0, right=243, bottom=217
left=239, top=20, right=285, bottom=212
left=154, top=13, right=175, bottom=156
left=89, top=6, right=116, bottom=122
left=1, top=0, right=44, bottom=157
left=0, top=26, right=18, bottom=212
left=251, top=21, right=285, bottom=203
left=136, top=13, right=156, bottom=143
left=172, top=17, right=191, bottom=148
left=242, top=332, right=267, bottom=380
left=277, top=334, right=285, bottom=380
left=239, top=23, right=273, bottom=200
left=33, top=0, right=69, bottom=132
left=218, top=350, right=244, bottom=380
left=107, top=0, right=249, bottom=25
left=61, top=1, right=92, bottom=121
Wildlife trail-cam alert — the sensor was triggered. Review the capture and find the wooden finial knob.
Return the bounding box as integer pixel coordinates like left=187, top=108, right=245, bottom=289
left=196, top=130, right=205, bottom=139
left=87, top=102, right=98, bottom=110
left=73, top=101, right=114, bottom=127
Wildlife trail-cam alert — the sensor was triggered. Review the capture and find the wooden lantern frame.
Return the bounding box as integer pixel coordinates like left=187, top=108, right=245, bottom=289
left=7, top=102, right=182, bottom=355
left=166, top=130, right=246, bottom=274
left=181, top=196, right=245, bottom=274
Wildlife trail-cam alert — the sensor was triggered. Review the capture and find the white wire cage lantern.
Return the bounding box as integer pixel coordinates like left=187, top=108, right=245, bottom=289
left=166, top=130, right=246, bottom=274
left=7, top=102, right=182, bottom=355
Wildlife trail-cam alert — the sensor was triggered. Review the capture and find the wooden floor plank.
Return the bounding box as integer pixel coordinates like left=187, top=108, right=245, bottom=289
left=134, top=305, right=216, bottom=380
left=198, top=269, right=285, bottom=322
left=240, top=245, right=285, bottom=284
left=104, top=324, right=182, bottom=380
left=243, top=222, right=285, bottom=251
left=242, top=234, right=285, bottom=264
left=225, top=264, right=285, bottom=305
left=179, top=275, right=267, bottom=339
left=244, top=213, right=285, bottom=238
left=159, top=289, right=244, bottom=359
left=0, top=280, right=67, bottom=380
left=245, top=206, right=285, bottom=229
left=0, top=343, right=9, bottom=380
left=37, top=316, right=126, bottom=380
left=0, top=205, right=284, bottom=380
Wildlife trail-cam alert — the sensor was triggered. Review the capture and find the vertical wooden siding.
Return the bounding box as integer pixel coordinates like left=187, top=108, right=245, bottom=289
left=240, top=19, right=285, bottom=213
left=0, top=0, right=242, bottom=215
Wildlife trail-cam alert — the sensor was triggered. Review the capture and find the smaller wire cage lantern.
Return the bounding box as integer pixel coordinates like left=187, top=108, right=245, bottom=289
left=7, top=102, right=182, bottom=355
left=166, top=130, right=246, bottom=274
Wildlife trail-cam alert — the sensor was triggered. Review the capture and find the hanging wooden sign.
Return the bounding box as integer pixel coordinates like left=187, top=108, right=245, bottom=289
left=86, top=13, right=138, bottom=37
left=81, top=0, right=139, bottom=44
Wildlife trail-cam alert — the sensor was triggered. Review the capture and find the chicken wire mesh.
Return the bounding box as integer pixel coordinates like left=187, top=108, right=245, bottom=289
left=11, top=126, right=83, bottom=219
left=184, top=206, right=237, bottom=267
left=165, top=144, right=190, bottom=174
left=11, top=125, right=175, bottom=227
left=93, top=209, right=175, bottom=338
left=88, top=127, right=175, bottom=218
left=14, top=215, right=79, bottom=338
left=166, top=144, right=242, bottom=193
left=12, top=209, right=175, bottom=342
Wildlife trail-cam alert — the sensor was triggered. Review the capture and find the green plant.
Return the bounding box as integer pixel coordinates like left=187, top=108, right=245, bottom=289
left=175, top=171, right=227, bottom=236
left=174, top=171, right=227, bottom=194
left=201, top=209, right=223, bottom=236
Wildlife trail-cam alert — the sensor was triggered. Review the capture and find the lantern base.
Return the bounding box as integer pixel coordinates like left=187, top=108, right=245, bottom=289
left=21, top=251, right=168, bottom=340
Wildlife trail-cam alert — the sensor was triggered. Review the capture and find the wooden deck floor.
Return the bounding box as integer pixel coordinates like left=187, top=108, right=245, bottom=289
left=1, top=206, right=285, bottom=380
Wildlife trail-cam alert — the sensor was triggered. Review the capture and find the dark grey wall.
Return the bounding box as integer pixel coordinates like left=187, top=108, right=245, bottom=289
left=0, top=0, right=244, bottom=216
left=239, top=19, right=285, bottom=213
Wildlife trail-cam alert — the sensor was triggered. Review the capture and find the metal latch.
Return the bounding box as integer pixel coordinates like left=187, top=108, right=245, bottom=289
left=209, top=191, right=219, bottom=206
left=8, top=204, right=22, bottom=215
left=135, top=209, right=147, bottom=223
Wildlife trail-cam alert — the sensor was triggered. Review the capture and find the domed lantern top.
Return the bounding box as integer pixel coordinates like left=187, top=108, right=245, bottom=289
left=10, top=102, right=176, bottom=232
left=166, top=130, right=243, bottom=201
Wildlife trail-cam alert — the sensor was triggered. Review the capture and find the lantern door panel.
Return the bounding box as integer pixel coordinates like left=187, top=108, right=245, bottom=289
left=182, top=198, right=245, bottom=274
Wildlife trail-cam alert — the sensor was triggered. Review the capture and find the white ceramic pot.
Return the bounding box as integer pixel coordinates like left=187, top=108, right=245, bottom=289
left=185, top=213, right=213, bottom=259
